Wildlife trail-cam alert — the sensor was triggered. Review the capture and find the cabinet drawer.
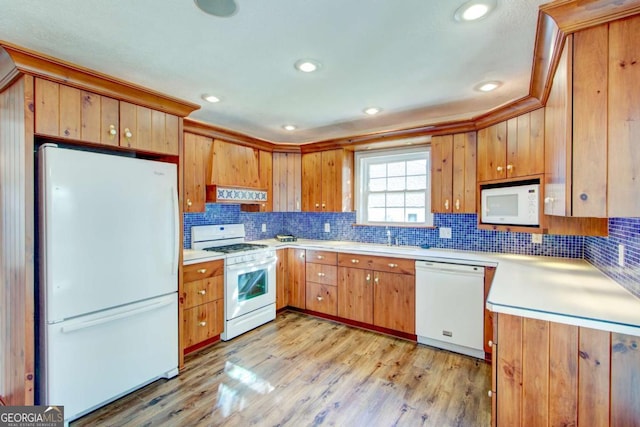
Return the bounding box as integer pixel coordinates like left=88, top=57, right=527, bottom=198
left=183, top=300, right=223, bottom=348
left=184, top=259, right=224, bottom=282
left=183, top=276, right=223, bottom=309
left=305, top=282, right=337, bottom=316
left=337, top=253, right=415, bottom=275
left=306, top=263, right=337, bottom=285
left=306, top=250, right=337, bottom=265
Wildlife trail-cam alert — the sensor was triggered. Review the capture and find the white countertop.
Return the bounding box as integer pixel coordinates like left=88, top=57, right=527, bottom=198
left=184, top=239, right=640, bottom=336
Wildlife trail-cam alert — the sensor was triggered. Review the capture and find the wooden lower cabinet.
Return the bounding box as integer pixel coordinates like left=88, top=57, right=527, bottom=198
left=287, top=248, right=306, bottom=309
left=182, top=260, right=224, bottom=353
left=305, top=282, right=337, bottom=316
left=492, top=312, right=640, bottom=426
left=305, top=250, right=338, bottom=316
left=276, top=248, right=288, bottom=310
left=337, top=253, right=415, bottom=335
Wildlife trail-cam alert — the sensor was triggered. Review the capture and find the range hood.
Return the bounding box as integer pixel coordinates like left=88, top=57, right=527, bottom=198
left=206, top=185, right=268, bottom=204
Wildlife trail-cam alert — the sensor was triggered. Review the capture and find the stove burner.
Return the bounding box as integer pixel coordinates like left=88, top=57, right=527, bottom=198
left=203, top=243, right=269, bottom=254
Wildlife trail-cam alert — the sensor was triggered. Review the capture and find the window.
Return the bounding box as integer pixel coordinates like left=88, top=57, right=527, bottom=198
left=355, top=147, right=432, bottom=226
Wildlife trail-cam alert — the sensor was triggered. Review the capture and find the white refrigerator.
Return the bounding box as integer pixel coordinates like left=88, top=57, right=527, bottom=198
left=38, top=144, right=179, bottom=423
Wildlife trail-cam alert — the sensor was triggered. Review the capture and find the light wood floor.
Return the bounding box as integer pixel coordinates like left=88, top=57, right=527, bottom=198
left=72, top=311, right=491, bottom=426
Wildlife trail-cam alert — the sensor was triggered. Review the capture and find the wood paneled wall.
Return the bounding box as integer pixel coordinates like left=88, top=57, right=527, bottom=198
left=0, top=75, right=35, bottom=405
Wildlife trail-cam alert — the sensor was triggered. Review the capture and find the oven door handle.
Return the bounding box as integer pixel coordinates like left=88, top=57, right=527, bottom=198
left=226, top=255, right=277, bottom=273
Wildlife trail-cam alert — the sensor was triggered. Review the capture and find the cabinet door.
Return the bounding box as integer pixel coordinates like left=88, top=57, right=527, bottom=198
left=477, top=121, right=507, bottom=182
left=276, top=248, right=288, bottom=310
left=183, top=132, right=213, bottom=212
left=287, top=248, right=306, bottom=309
left=259, top=150, right=273, bottom=212
left=373, top=271, right=415, bottom=334
left=120, top=102, right=179, bottom=155
left=305, top=282, right=337, bottom=316
left=507, top=109, right=545, bottom=178
left=430, top=135, right=453, bottom=213
left=210, top=139, right=260, bottom=188
left=452, top=132, right=477, bottom=213
left=301, top=152, right=322, bottom=211
left=337, top=267, right=373, bottom=324
left=183, top=300, right=223, bottom=348
left=320, top=149, right=338, bottom=211
left=273, top=152, right=301, bottom=212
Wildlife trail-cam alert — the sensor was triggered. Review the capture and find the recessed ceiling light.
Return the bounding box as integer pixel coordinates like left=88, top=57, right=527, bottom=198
left=294, top=59, right=321, bottom=73
left=454, top=1, right=494, bottom=22
left=283, top=124, right=297, bottom=131
left=363, top=107, right=382, bottom=116
left=194, top=0, right=238, bottom=17
left=202, top=94, right=221, bottom=103
left=475, top=81, right=502, bottom=92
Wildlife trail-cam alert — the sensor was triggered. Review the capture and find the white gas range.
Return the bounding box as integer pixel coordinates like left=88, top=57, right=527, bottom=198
left=191, top=224, right=276, bottom=340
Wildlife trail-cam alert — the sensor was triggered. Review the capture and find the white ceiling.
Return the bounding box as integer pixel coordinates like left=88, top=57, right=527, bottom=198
left=0, top=0, right=548, bottom=144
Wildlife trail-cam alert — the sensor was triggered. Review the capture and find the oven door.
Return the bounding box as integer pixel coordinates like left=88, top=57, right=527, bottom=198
left=225, top=255, right=276, bottom=320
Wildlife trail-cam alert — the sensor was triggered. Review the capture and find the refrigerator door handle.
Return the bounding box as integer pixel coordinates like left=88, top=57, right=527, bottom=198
left=171, top=185, right=179, bottom=276
left=60, top=298, right=174, bottom=333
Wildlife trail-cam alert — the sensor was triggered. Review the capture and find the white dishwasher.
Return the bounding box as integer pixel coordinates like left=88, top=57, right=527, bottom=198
left=415, top=260, right=485, bottom=359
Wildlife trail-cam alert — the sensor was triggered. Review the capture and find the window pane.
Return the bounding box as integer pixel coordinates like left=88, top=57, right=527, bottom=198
left=406, top=175, right=426, bottom=190
left=406, top=192, right=425, bottom=207
left=406, top=159, right=426, bottom=175
left=387, top=192, right=405, bottom=207
left=369, top=163, right=387, bottom=178
left=387, top=177, right=406, bottom=191
left=386, top=208, right=405, bottom=222
left=369, top=177, right=386, bottom=192
left=368, top=193, right=386, bottom=208
left=406, top=208, right=425, bottom=222
left=387, top=162, right=406, bottom=177
left=368, top=208, right=386, bottom=222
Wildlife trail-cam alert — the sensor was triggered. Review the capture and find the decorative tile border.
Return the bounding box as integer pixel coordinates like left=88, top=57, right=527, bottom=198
left=215, top=186, right=267, bottom=203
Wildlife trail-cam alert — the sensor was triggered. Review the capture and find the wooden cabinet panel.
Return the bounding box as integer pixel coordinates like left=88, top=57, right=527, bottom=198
left=484, top=266, right=496, bottom=356
left=276, top=249, right=288, bottom=310
left=430, top=134, right=453, bottom=213
left=287, top=248, right=306, bottom=309
left=59, top=85, right=81, bottom=139
left=183, top=132, right=213, bottom=212
left=608, top=15, right=640, bottom=217
left=301, top=149, right=353, bottom=212
left=120, top=101, right=179, bottom=155
left=496, top=314, right=523, bottom=427
left=258, top=150, right=273, bottom=212
left=611, top=333, right=640, bottom=426
left=372, top=271, right=415, bottom=334
left=183, top=300, right=223, bottom=348
left=183, top=259, right=224, bottom=283
left=337, top=253, right=415, bottom=275
left=578, top=327, right=611, bottom=426
left=522, top=318, right=549, bottom=426
left=35, top=78, right=60, bottom=136
left=273, top=152, right=301, bottom=212
left=85, top=91, right=119, bottom=146
left=183, top=276, right=223, bottom=309
left=306, top=250, right=337, bottom=265
left=548, top=322, right=578, bottom=427
left=305, top=282, right=337, bottom=316
left=508, top=109, right=545, bottom=178
left=305, top=263, right=337, bottom=286
left=477, top=121, right=507, bottom=182
left=453, top=132, right=477, bottom=212
left=337, top=267, right=373, bottom=324
left=210, top=139, right=260, bottom=188
left=301, top=152, right=322, bottom=211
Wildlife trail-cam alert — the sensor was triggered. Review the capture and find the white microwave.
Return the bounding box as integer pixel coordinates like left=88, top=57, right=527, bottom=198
left=481, top=183, right=540, bottom=226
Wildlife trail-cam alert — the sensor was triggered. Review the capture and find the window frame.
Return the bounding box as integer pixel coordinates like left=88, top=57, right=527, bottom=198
left=355, top=146, right=433, bottom=227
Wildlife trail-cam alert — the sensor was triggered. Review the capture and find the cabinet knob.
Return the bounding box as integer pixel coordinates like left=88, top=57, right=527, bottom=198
left=197, top=268, right=207, bottom=274
left=108, top=124, right=117, bottom=137
left=198, top=290, right=206, bottom=295
left=506, top=164, right=514, bottom=171
left=374, top=276, right=379, bottom=284
left=351, top=259, right=360, bottom=264
left=199, top=321, right=207, bottom=327
left=317, top=255, right=324, bottom=260
left=316, top=296, right=323, bottom=301
left=580, top=193, right=588, bottom=201
left=488, top=340, right=493, bottom=348
left=315, top=203, right=320, bottom=208
left=187, top=198, right=193, bottom=207
left=124, top=128, right=133, bottom=139
left=455, top=199, right=460, bottom=210
left=488, top=390, right=493, bottom=398
left=318, top=272, right=326, bottom=277
left=496, top=166, right=504, bottom=172
left=388, top=263, right=398, bottom=268
left=322, top=203, right=326, bottom=209
left=300, top=252, right=305, bottom=259
left=444, top=199, right=450, bottom=210
left=366, top=273, right=371, bottom=281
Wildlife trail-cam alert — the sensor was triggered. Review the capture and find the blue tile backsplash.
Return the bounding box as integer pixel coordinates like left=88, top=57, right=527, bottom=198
left=184, top=205, right=639, bottom=297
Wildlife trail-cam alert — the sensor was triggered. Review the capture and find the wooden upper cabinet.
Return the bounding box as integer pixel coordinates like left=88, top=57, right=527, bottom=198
left=119, top=102, right=179, bottom=156
left=272, top=152, right=301, bottom=212
left=210, top=139, right=260, bottom=188
left=431, top=131, right=477, bottom=213
left=183, top=132, right=213, bottom=213
left=258, top=150, right=273, bottom=212
left=35, top=78, right=119, bottom=146
left=34, top=79, right=180, bottom=156
left=301, top=149, right=353, bottom=212
left=477, top=109, right=544, bottom=183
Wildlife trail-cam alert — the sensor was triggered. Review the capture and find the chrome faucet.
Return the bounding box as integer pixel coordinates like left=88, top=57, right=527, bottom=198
left=386, top=228, right=392, bottom=246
